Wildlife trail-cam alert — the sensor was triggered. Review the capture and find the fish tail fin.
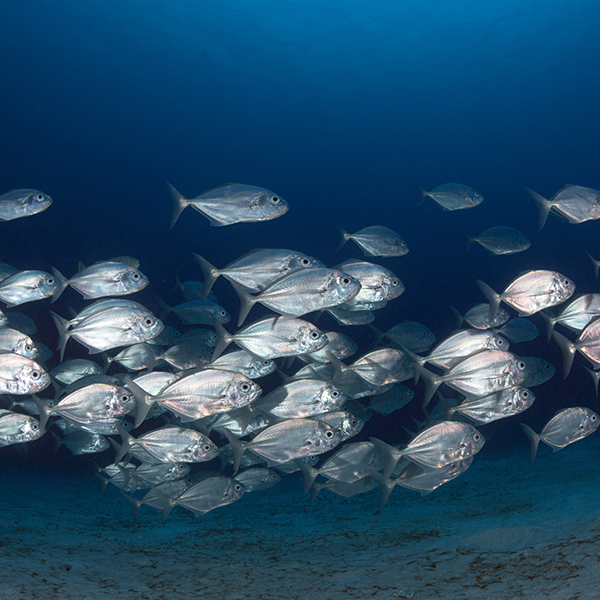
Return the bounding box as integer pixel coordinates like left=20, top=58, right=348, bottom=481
left=525, top=188, right=551, bottom=231
left=436, top=392, right=455, bottom=420
left=369, top=436, right=403, bottom=481
left=152, top=488, right=176, bottom=521
left=476, top=279, right=501, bottom=323
left=586, top=251, right=600, bottom=280
left=551, top=330, right=576, bottom=379
left=50, top=430, right=62, bottom=454
left=583, top=365, right=600, bottom=401
left=449, top=305, right=464, bottom=329
left=216, top=427, right=244, bottom=476
left=370, top=472, right=397, bottom=510
left=32, top=394, right=51, bottom=432
left=212, top=322, right=232, bottom=361
left=520, top=423, right=540, bottom=465
left=229, top=280, right=256, bottom=327
left=334, top=223, right=349, bottom=251
left=309, top=481, right=324, bottom=504
left=192, top=253, right=220, bottom=300
left=538, top=310, right=555, bottom=343
left=123, top=376, right=157, bottom=429
left=114, top=423, right=134, bottom=464
left=368, top=323, right=384, bottom=346
left=123, top=494, right=142, bottom=521
left=413, top=177, right=428, bottom=206
left=166, top=182, right=190, bottom=229
left=50, top=267, right=69, bottom=303
left=49, top=311, right=71, bottom=362
left=154, top=296, right=171, bottom=321
left=294, top=459, right=319, bottom=495
left=171, top=270, right=182, bottom=294
left=412, top=362, right=440, bottom=408
left=463, top=232, right=475, bottom=253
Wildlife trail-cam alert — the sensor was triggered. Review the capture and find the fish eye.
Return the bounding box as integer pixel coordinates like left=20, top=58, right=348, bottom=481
left=325, top=430, right=333, bottom=438
left=401, top=241, right=406, bottom=246
left=31, top=370, right=40, bottom=380
left=473, top=434, right=481, bottom=441
left=32, top=422, right=39, bottom=430
left=270, top=196, right=280, bottom=204
left=331, top=390, right=339, bottom=398
left=301, top=258, right=310, bottom=266
left=25, top=344, right=33, bottom=351
left=120, top=394, right=130, bottom=402
left=132, top=272, right=140, bottom=280
left=497, top=338, right=504, bottom=346
left=564, top=279, right=570, bottom=286
left=234, top=483, right=242, bottom=490
left=544, top=364, right=551, bottom=370
left=522, top=390, right=529, bottom=398
left=47, top=278, right=54, bottom=285
left=36, top=194, right=44, bottom=201
left=474, top=191, right=480, bottom=197
left=145, top=318, right=154, bottom=326
left=240, top=383, right=250, bottom=392
left=220, top=310, right=227, bottom=317
left=262, top=360, right=270, bottom=366
left=518, top=361, right=526, bottom=370
left=203, top=444, right=212, bottom=451
left=310, top=331, right=320, bottom=339
left=270, top=474, right=277, bottom=480
left=341, top=277, right=351, bottom=285
left=391, top=279, right=399, bottom=286
left=592, top=415, right=597, bottom=422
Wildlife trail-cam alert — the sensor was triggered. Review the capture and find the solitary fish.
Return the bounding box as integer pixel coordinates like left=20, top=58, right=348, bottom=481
left=0, top=189, right=53, bottom=221
left=521, top=407, right=599, bottom=464
left=167, top=182, right=289, bottom=228
left=477, top=270, right=575, bottom=322
left=464, top=226, right=530, bottom=255
left=334, top=224, right=409, bottom=257
left=414, top=179, right=483, bottom=211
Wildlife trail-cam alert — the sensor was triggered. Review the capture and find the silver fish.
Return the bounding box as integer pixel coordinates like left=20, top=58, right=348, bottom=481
left=451, top=304, right=510, bottom=330
left=395, top=457, right=473, bottom=497
left=159, top=340, right=213, bottom=370
left=521, top=407, right=599, bottom=463
left=372, top=321, right=436, bottom=353
left=311, top=409, right=365, bottom=441
left=214, top=316, right=328, bottom=360
left=50, top=359, right=103, bottom=385
left=51, top=261, right=149, bottom=302
left=0, top=409, right=44, bottom=446
left=343, top=348, right=414, bottom=386
left=478, top=270, right=575, bottom=321
left=0, top=309, right=7, bottom=327
left=168, top=182, right=289, bottom=228
left=494, top=318, right=539, bottom=343
left=5, top=311, right=36, bottom=335
left=0, top=328, right=39, bottom=359
left=519, top=356, right=556, bottom=387
left=415, top=179, right=483, bottom=211
left=464, top=226, right=530, bottom=255
left=210, top=350, right=276, bottom=379
left=51, top=305, right=164, bottom=361
left=106, top=343, right=159, bottom=371
left=366, top=384, right=415, bottom=416
left=334, top=224, right=409, bottom=257
left=527, top=185, right=600, bottom=230
left=172, top=274, right=218, bottom=303
left=327, top=306, right=375, bottom=326
left=159, top=298, right=231, bottom=325
left=552, top=319, right=600, bottom=378
left=0, top=352, right=51, bottom=395
left=53, top=430, right=109, bottom=455
left=587, top=251, right=600, bottom=280
left=234, top=468, right=281, bottom=493
left=299, top=331, right=357, bottom=363
left=177, top=328, right=218, bottom=347
left=539, top=294, right=600, bottom=341
left=0, top=270, right=58, bottom=307
left=0, top=262, right=18, bottom=283
left=0, top=189, right=52, bottom=221
left=233, top=267, right=361, bottom=326
left=193, top=249, right=324, bottom=298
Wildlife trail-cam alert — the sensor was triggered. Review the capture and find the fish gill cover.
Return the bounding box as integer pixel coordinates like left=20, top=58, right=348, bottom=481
left=0, top=0, right=599, bottom=597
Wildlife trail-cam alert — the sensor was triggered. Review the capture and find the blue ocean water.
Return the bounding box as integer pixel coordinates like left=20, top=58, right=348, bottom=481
left=1, top=1, right=600, bottom=596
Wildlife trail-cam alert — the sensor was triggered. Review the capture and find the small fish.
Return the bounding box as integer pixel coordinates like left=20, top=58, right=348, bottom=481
left=50, top=359, right=103, bottom=386
left=494, top=318, right=539, bottom=343
left=5, top=312, right=37, bottom=335
left=159, top=340, right=213, bottom=370
left=0, top=328, right=39, bottom=359
left=365, top=384, right=415, bottom=416
left=372, top=321, right=436, bottom=353
left=158, top=298, right=231, bottom=326
left=327, top=306, right=375, bottom=326
left=34, top=342, right=53, bottom=362
left=210, top=350, right=276, bottom=379
left=0, top=270, right=58, bottom=307
left=51, top=261, right=149, bottom=302
left=527, top=185, right=600, bottom=230
left=0, top=189, right=53, bottom=221
left=299, top=331, right=357, bottom=363
left=0, top=409, right=44, bottom=446
left=539, top=294, right=600, bottom=341
left=395, top=457, right=473, bottom=497
left=0, top=262, right=18, bottom=283
left=0, top=353, right=51, bottom=395
left=52, top=430, right=109, bottom=455
left=519, top=356, right=556, bottom=387
left=521, top=407, right=599, bottom=464
left=464, top=226, right=530, bottom=255
left=0, top=309, right=7, bottom=327
left=334, top=224, right=409, bottom=257
left=105, top=343, right=159, bottom=372
left=234, top=468, right=281, bottom=493
left=450, top=304, right=510, bottom=330
left=477, top=270, right=575, bottom=322
left=167, top=182, right=289, bottom=228
left=172, top=273, right=218, bottom=303
left=414, top=179, right=483, bottom=211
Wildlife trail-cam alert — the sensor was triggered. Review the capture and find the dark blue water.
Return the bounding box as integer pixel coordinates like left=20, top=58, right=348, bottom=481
left=1, top=1, right=599, bottom=476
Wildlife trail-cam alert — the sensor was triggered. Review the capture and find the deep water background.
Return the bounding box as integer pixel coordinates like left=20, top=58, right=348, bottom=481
left=1, top=0, right=599, bottom=472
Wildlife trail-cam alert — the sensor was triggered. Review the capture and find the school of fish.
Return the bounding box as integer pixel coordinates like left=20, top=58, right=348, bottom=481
left=1, top=179, right=599, bottom=519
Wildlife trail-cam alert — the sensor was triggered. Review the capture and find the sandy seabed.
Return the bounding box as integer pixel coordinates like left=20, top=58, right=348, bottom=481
left=1, top=431, right=600, bottom=600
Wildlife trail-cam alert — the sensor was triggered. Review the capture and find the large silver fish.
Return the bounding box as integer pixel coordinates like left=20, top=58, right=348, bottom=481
left=0, top=270, right=58, bottom=307
left=477, top=270, right=575, bottom=322
left=232, top=267, right=361, bottom=326
left=0, top=409, right=44, bottom=446
left=527, top=185, right=600, bottom=230
left=193, top=249, right=324, bottom=298
left=0, top=189, right=53, bottom=221
left=335, top=224, right=409, bottom=257
left=521, top=407, right=599, bottom=463
left=539, top=294, right=600, bottom=341
left=167, top=182, right=289, bottom=228
left=464, top=226, right=530, bottom=255
left=0, top=352, right=51, bottom=395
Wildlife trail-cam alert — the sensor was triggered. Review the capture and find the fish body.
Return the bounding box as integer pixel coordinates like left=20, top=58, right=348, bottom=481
left=335, top=260, right=404, bottom=308
left=211, top=350, right=276, bottom=379
left=494, top=318, right=539, bottom=343
left=0, top=409, right=43, bottom=446
left=0, top=189, right=52, bottom=221
left=0, top=352, right=51, bottom=395
left=0, top=328, right=38, bottom=359
left=335, top=224, right=409, bottom=257
left=527, top=185, right=600, bottom=230
left=50, top=359, right=103, bottom=385
left=0, top=270, right=58, bottom=307
left=415, top=180, right=483, bottom=211
left=464, top=226, right=530, bottom=255
left=168, top=182, right=289, bottom=228
left=375, top=321, right=436, bottom=353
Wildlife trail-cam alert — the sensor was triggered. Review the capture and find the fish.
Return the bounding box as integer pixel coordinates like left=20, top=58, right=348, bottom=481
left=4, top=312, right=36, bottom=335
left=0, top=352, right=51, bottom=395
left=51, top=304, right=164, bottom=361
left=0, top=328, right=39, bottom=359
left=552, top=319, right=600, bottom=378
left=521, top=407, right=600, bottom=464
left=494, top=318, right=539, bottom=343
left=234, top=468, right=281, bottom=493
left=210, top=350, right=276, bottom=379
left=365, top=384, right=416, bottom=416
left=52, top=430, right=109, bottom=455
left=334, top=224, right=409, bottom=257
left=0, top=409, right=44, bottom=446
left=0, top=262, right=18, bottom=283
left=0, top=270, right=58, bottom=307
left=105, top=343, right=159, bottom=372
left=327, top=306, right=375, bottom=326
left=172, top=272, right=218, bottom=303
left=232, top=267, right=361, bottom=326
left=519, top=356, right=556, bottom=387
left=333, top=348, right=414, bottom=387
left=50, top=359, right=103, bottom=385
left=527, top=185, right=600, bottom=230
left=298, top=331, right=357, bottom=363
left=193, top=249, right=325, bottom=298
left=158, top=340, right=213, bottom=370
left=394, top=457, right=474, bottom=497
left=464, top=226, right=530, bottom=255
left=477, top=270, right=575, bottom=322
left=450, top=304, right=510, bottom=330
left=539, top=294, right=600, bottom=341
left=158, top=298, right=231, bottom=325
left=371, top=321, right=436, bottom=353
left=0, top=189, right=53, bottom=221
left=414, top=179, right=484, bottom=211
left=167, top=182, right=289, bottom=228
left=0, top=309, right=7, bottom=328
left=51, top=261, right=149, bottom=302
